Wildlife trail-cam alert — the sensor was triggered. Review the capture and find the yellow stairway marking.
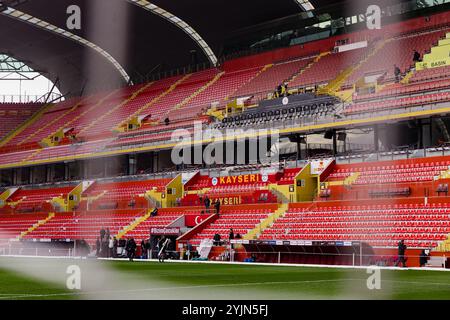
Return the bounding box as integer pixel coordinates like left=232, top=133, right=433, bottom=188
left=226, top=64, right=272, bottom=101
left=40, top=90, right=117, bottom=145
left=244, top=203, right=288, bottom=240
left=22, top=149, right=43, bottom=163
left=18, top=212, right=55, bottom=240
left=438, top=168, right=450, bottom=179
left=401, top=69, right=415, bottom=84
left=77, top=82, right=154, bottom=136
left=321, top=39, right=389, bottom=96
left=117, top=210, right=151, bottom=239
left=169, top=71, right=225, bottom=114
left=435, top=235, right=450, bottom=252
left=117, top=74, right=192, bottom=131
left=289, top=52, right=329, bottom=85
left=18, top=100, right=84, bottom=146
left=343, top=172, right=360, bottom=185
left=0, top=103, right=53, bottom=147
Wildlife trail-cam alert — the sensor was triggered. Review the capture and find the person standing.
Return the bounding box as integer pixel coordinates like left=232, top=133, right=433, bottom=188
left=108, top=236, right=114, bottom=258
left=214, top=199, right=221, bottom=216
left=100, top=227, right=106, bottom=242
left=413, top=50, right=421, bottom=63
left=141, top=239, right=146, bottom=259
left=229, top=228, right=235, bottom=249
left=113, top=237, right=118, bottom=258
left=158, top=237, right=170, bottom=263
left=419, top=249, right=429, bottom=267
left=95, top=237, right=101, bottom=257
left=395, top=239, right=407, bottom=267
left=126, top=238, right=137, bottom=262
left=204, top=196, right=211, bottom=213
left=105, top=228, right=110, bottom=242
left=394, top=65, right=401, bottom=82
left=186, top=241, right=193, bottom=260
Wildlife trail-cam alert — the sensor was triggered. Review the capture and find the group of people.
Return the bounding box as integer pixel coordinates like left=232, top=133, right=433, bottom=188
left=395, top=239, right=430, bottom=268
left=96, top=227, right=118, bottom=258
left=201, top=195, right=221, bottom=215
left=95, top=226, right=175, bottom=262
left=212, top=228, right=241, bottom=246
left=394, top=49, right=422, bottom=82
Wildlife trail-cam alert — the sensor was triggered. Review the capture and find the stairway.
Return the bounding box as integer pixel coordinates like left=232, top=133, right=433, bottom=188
left=243, top=203, right=288, bottom=240
left=18, top=212, right=55, bottom=240
left=22, top=149, right=43, bottom=163
left=320, top=39, right=389, bottom=96
left=117, top=74, right=191, bottom=131
left=116, top=210, right=150, bottom=239
left=166, top=71, right=225, bottom=117
left=226, top=64, right=271, bottom=100
left=415, top=32, right=450, bottom=71
left=77, top=82, right=154, bottom=137
left=0, top=103, right=53, bottom=147
left=288, top=53, right=328, bottom=85
left=38, top=91, right=118, bottom=147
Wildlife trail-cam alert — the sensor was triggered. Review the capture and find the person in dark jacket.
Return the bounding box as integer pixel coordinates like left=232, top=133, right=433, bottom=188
left=112, top=237, right=118, bottom=258
left=419, top=249, right=429, bottom=267
left=204, top=196, right=211, bottom=212
left=413, top=50, right=421, bottom=63
left=394, top=65, right=401, bottom=82
left=100, top=227, right=106, bottom=242
left=229, top=228, right=235, bottom=249
left=214, top=199, right=221, bottom=216
left=213, top=233, right=221, bottom=246
left=141, top=239, right=146, bottom=259
left=395, top=240, right=407, bottom=267
left=126, top=238, right=137, bottom=262
left=95, top=237, right=101, bottom=257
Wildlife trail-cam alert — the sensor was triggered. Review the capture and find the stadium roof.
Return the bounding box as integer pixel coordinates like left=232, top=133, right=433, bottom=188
left=0, top=0, right=416, bottom=95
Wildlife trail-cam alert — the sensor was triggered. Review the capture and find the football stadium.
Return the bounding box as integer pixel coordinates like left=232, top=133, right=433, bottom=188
left=1, top=0, right=450, bottom=304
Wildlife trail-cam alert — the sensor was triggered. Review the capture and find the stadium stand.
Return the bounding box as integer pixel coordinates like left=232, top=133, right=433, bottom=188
left=4, top=186, right=74, bottom=213
left=22, top=209, right=145, bottom=246
left=0, top=103, right=44, bottom=140
left=259, top=203, right=450, bottom=248
left=2, top=10, right=450, bottom=268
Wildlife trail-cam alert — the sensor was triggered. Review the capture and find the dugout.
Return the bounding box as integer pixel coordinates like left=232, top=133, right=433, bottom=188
left=148, top=227, right=181, bottom=259
left=238, top=240, right=374, bottom=266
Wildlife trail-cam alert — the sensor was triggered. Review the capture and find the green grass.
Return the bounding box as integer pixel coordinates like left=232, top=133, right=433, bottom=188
left=0, top=258, right=450, bottom=299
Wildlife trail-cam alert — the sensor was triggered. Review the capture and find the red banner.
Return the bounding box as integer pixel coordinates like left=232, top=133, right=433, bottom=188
left=185, top=214, right=210, bottom=227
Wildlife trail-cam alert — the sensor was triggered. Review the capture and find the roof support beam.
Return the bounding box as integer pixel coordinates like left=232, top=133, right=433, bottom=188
left=0, top=6, right=131, bottom=83
left=126, top=0, right=218, bottom=66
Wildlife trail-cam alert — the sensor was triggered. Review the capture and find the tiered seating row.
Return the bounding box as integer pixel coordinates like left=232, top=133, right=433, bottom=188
left=0, top=103, right=43, bottom=140
left=328, top=160, right=450, bottom=184
left=23, top=210, right=144, bottom=246
left=189, top=209, right=273, bottom=246
left=260, top=204, right=450, bottom=248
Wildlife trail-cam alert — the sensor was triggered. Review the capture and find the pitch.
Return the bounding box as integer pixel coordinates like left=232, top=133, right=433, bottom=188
left=0, top=258, right=449, bottom=300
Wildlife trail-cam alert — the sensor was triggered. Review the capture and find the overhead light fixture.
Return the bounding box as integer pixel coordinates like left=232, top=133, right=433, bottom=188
left=0, top=6, right=131, bottom=84
left=127, top=0, right=218, bottom=66
left=295, top=0, right=315, bottom=11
